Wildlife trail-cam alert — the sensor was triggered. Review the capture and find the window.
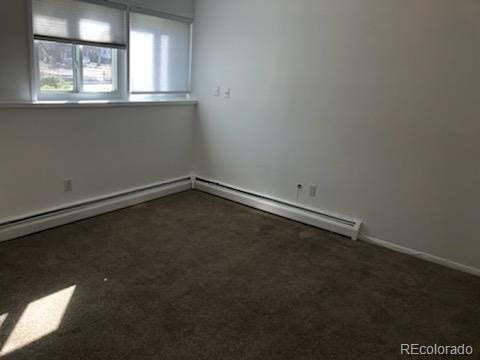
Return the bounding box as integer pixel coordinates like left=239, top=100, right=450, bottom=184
left=130, top=12, right=192, bottom=94
left=36, top=40, right=118, bottom=96
left=32, top=0, right=127, bottom=100
left=31, top=0, right=192, bottom=101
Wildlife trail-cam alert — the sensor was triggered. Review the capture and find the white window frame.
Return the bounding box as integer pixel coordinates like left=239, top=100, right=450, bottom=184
left=33, top=40, right=127, bottom=101
left=28, top=1, right=193, bottom=102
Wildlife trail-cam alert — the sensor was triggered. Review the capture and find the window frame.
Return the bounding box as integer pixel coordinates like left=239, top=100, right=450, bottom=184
left=29, top=0, right=193, bottom=102
left=33, top=40, right=126, bottom=101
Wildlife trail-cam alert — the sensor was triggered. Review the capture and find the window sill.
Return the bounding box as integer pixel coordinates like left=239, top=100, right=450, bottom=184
left=0, top=96, right=198, bottom=109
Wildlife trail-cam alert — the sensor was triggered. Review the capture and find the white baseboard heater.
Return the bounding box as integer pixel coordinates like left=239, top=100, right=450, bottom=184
left=0, top=176, right=192, bottom=243
left=194, top=177, right=362, bottom=240
left=0, top=176, right=361, bottom=243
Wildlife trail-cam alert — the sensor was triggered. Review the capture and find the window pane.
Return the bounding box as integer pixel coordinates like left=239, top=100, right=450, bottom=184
left=32, top=0, right=127, bottom=47
left=130, top=13, right=191, bottom=92
left=81, top=46, right=115, bottom=93
left=37, top=40, right=74, bottom=92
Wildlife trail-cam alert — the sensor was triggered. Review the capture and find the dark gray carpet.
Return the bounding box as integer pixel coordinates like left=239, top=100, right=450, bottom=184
left=0, top=190, right=479, bottom=359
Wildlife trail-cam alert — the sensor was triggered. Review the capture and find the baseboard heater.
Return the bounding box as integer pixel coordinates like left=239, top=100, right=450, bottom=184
left=194, top=177, right=362, bottom=240
left=0, top=176, right=192, bottom=243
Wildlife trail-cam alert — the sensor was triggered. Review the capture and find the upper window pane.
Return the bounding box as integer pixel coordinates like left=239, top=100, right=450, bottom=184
left=37, top=40, right=74, bottom=92
left=81, top=46, right=115, bottom=93
left=130, top=13, right=191, bottom=93
left=32, top=0, right=127, bottom=47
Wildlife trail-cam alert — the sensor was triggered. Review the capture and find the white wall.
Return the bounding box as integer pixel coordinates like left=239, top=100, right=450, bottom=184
left=0, top=106, right=194, bottom=223
left=192, top=0, right=480, bottom=269
left=0, top=0, right=196, bottom=222
left=0, top=106, right=194, bottom=222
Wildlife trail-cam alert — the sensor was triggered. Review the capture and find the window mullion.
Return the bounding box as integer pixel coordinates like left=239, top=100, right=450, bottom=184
left=73, top=45, right=83, bottom=93
left=113, top=49, right=118, bottom=92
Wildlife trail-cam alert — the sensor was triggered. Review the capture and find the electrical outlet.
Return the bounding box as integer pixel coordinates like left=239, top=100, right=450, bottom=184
left=225, top=88, right=231, bottom=98
left=309, top=184, right=317, bottom=197
left=64, top=179, right=73, bottom=192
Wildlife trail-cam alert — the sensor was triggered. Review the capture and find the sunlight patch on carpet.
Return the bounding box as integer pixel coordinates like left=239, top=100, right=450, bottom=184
left=0, top=285, right=76, bottom=356
left=0, top=313, right=7, bottom=329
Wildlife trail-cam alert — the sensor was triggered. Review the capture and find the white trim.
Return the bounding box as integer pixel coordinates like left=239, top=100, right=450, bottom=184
left=194, top=177, right=362, bottom=240
left=27, top=0, right=38, bottom=102
left=360, top=234, right=480, bottom=277
left=126, top=9, right=131, bottom=95
left=131, top=91, right=192, bottom=95
left=0, top=98, right=198, bottom=109
left=188, top=22, right=193, bottom=93
left=0, top=177, right=192, bottom=243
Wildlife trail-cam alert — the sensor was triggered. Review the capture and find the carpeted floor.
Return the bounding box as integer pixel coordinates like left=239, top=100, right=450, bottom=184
left=0, top=190, right=479, bottom=359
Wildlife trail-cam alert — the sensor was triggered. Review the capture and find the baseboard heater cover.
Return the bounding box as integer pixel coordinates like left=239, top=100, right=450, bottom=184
left=0, top=176, right=192, bottom=243
left=194, top=177, right=362, bottom=240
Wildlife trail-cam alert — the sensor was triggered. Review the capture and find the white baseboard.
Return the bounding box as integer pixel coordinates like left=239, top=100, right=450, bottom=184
left=0, top=177, right=192, bottom=243
left=194, top=177, right=362, bottom=240
left=360, top=234, right=480, bottom=277
left=2, top=173, right=478, bottom=278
